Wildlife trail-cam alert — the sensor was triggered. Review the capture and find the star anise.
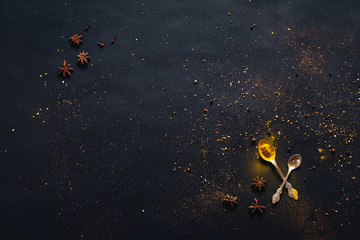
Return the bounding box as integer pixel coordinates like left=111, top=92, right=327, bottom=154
left=77, top=51, right=91, bottom=65
left=223, top=194, right=238, bottom=208
left=248, top=198, right=266, bottom=214
left=69, top=34, right=83, bottom=46
left=251, top=176, right=267, bottom=191
left=58, top=60, right=73, bottom=78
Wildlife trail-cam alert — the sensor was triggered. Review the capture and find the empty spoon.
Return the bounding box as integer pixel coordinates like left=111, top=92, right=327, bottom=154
left=272, top=154, right=302, bottom=204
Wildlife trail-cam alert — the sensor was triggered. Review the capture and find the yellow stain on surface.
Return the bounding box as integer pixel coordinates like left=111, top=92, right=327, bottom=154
left=265, top=120, right=271, bottom=128
left=292, top=188, right=299, bottom=200
left=319, top=155, right=327, bottom=163
left=246, top=155, right=271, bottom=176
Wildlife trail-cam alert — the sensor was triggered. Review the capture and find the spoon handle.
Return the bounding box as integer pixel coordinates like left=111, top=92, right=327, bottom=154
left=272, top=170, right=291, bottom=204
left=285, top=182, right=298, bottom=200
left=272, top=162, right=298, bottom=200
left=273, top=162, right=285, bottom=179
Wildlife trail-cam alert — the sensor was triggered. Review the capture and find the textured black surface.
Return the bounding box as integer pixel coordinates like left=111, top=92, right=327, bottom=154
left=1, top=0, right=360, bottom=239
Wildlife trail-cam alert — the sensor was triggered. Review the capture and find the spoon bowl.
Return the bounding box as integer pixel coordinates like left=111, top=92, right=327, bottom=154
left=258, top=140, right=276, bottom=162
left=288, top=154, right=302, bottom=169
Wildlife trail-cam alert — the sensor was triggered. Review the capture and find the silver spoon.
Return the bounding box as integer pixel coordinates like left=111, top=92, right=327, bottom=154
left=272, top=154, right=302, bottom=204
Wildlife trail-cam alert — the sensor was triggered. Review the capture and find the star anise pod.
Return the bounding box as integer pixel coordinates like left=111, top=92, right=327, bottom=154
left=251, top=176, right=267, bottom=191
left=77, top=51, right=91, bottom=65
left=248, top=198, right=266, bottom=214
left=223, top=194, right=238, bottom=208
left=58, top=60, right=73, bottom=78
left=69, top=34, right=83, bottom=46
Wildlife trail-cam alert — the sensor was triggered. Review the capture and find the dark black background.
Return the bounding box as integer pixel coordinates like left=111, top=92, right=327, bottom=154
left=1, top=0, right=360, bottom=239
